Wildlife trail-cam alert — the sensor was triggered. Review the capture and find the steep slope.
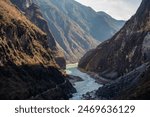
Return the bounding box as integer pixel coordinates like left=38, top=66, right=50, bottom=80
left=35, top=0, right=125, bottom=63
left=79, top=0, right=150, bottom=78
left=95, top=63, right=150, bottom=100
left=79, top=0, right=150, bottom=99
left=11, top=0, right=66, bottom=69
left=0, top=0, right=75, bottom=99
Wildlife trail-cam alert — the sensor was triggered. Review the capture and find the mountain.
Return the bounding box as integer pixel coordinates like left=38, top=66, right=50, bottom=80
left=11, top=0, right=66, bottom=69
left=0, top=0, right=75, bottom=99
left=97, top=11, right=125, bottom=33
left=34, top=0, right=125, bottom=63
left=78, top=0, right=150, bottom=99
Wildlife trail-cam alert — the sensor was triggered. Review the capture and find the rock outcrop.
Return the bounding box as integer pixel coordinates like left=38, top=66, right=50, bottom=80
left=35, top=0, right=125, bottom=63
left=0, top=0, right=75, bottom=100
left=79, top=0, right=150, bottom=99
left=96, top=63, right=150, bottom=100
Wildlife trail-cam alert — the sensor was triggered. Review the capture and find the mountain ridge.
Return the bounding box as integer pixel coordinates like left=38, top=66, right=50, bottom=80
left=11, top=0, right=66, bottom=69
left=35, top=0, right=125, bottom=63
left=0, top=0, right=75, bottom=99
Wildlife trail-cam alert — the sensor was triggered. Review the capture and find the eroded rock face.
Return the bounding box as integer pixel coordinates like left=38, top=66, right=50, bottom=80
left=94, top=63, right=150, bottom=100
left=79, top=0, right=150, bottom=79
left=142, top=32, right=150, bottom=60
left=79, top=0, right=150, bottom=99
left=0, top=0, right=75, bottom=100
left=10, top=0, right=66, bottom=69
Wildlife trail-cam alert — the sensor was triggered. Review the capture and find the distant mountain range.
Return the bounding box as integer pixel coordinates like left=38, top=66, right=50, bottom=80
left=79, top=0, right=150, bottom=99
left=34, top=0, right=125, bottom=63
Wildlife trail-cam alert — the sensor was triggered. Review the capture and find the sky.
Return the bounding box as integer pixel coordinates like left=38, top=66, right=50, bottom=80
left=75, top=0, right=142, bottom=20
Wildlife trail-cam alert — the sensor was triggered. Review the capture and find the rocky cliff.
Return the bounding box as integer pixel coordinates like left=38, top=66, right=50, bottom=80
left=79, top=0, right=150, bottom=78
left=79, top=0, right=150, bottom=99
left=34, top=0, right=125, bottom=63
left=11, top=0, right=66, bottom=69
left=0, top=0, right=75, bottom=99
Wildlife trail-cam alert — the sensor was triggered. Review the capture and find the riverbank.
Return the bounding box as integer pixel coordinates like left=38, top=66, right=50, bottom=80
left=67, top=75, right=84, bottom=85
left=78, top=68, right=112, bottom=84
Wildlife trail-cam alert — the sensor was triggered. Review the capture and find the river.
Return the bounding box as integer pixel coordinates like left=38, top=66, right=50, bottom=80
left=66, top=63, right=102, bottom=100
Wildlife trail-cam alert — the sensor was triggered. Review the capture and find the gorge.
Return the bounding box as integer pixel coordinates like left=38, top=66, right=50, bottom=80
left=34, top=0, right=125, bottom=63
left=0, top=0, right=149, bottom=100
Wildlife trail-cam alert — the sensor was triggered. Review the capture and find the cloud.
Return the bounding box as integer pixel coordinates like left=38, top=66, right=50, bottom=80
left=75, top=0, right=142, bottom=20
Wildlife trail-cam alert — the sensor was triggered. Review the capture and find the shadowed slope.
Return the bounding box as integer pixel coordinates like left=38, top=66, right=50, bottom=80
left=79, top=0, right=150, bottom=99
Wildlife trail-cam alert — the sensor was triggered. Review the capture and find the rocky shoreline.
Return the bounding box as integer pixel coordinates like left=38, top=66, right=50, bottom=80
left=67, top=75, right=84, bottom=85
left=78, top=68, right=111, bottom=85
left=82, top=63, right=150, bottom=100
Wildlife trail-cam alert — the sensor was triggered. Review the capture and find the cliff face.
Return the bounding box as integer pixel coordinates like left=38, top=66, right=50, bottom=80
left=0, top=0, right=75, bottom=99
left=79, top=0, right=150, bottom=99
left=79, top=0, right=150, bottom=79
left=34, top=0, right=125, bottom=63
left=96, top=63, right=150, bottom=100
left=11, top=0, right=66, bottom=69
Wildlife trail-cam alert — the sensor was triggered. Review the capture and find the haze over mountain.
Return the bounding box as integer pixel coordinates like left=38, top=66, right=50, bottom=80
left=35, top=0, right=125, bottom=63
left=75, top=0, right=142, bottom=20
left=79, top=0, right=150, bottom=99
